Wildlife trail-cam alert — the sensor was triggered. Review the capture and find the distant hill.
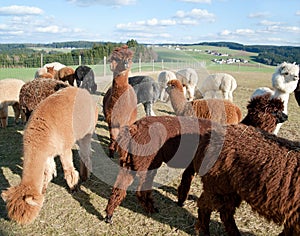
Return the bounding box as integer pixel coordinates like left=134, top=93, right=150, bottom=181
left=0, top=41, right=299, bottom=67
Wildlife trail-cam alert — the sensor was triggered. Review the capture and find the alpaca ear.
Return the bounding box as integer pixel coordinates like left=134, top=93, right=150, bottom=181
left=25, top=196, right=40, bottom=206
left=1, top=191, right=8, bottom=202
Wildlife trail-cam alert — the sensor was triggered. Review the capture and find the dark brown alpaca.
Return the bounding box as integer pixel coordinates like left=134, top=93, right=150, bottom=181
left=177, top=93, right=288, bottom=206
left=191, top=124, right=300, bottom=236
left=104, top=94, right=287, bottom=224
left=54, top=66, right=75, bottom=86
left=103, top=45, right=137, bottom=158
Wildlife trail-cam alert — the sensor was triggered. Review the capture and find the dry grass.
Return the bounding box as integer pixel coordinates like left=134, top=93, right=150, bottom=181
left=0, top=69, right=299, bottom=235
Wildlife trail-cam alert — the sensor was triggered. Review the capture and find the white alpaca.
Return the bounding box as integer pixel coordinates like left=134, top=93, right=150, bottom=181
left=199, top=73, right=237, bottom=102
left=175, top=68, right=199, bottom=101
left=251, top=62, right=299, bottom=135
left=157, top=70, right=177, bottom=102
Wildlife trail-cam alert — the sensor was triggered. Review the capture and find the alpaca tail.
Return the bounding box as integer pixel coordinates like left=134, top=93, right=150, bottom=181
left=1, top=184, right=44, bottom=225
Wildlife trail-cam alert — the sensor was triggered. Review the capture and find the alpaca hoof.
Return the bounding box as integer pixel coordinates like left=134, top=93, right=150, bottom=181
left=177, top=201, right=185, bottom=207
left=105, top=215, right=113, bottom=224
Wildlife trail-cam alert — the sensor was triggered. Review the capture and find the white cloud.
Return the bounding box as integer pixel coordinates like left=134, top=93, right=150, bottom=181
left=220, top=29, right=231, bottom=36
left=259, top=20, right=282, bottom=26
left=248, top=12, right=269, bottom=18
left=235, top=29, right=255, bottom=35
left=296, top=10, right=300, bottom=16
left=0, top=5, right=43, bottom=15
left=67, top=0, right=136, bottom=7
left=175, top=8, right=215, bottom=22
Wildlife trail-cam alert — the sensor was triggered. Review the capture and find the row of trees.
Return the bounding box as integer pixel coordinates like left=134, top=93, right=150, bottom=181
left=0, top=40, right=158, bottom=68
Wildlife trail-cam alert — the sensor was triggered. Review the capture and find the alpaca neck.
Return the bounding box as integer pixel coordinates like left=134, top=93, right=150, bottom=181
left=112, top=70, right=129, bottom=92
left=169, top=89, right=188, bottom=115
left=20, top=148, right=47, bottom=194
left=272, top=90, right=289, bottom=113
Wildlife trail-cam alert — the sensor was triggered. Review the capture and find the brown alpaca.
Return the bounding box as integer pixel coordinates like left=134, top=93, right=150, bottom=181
left=54, top=66, right=75, bottom=86
left=166, top=79, right=242, bottom=124
left=103, top=45, right=137, bottom=158
left=177, top=93, right=288, bottom=206
left=104, top=94, right=287, bottom=224
left=190, top=123, right=300, bottom=236
left=19, top=78, right=69, bottom=121
left=1, top=87, right=98, bottom=225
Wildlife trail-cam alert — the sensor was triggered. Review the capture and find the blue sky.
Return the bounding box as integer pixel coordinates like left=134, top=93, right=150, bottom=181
left=0, top=0, right=299, bottom=45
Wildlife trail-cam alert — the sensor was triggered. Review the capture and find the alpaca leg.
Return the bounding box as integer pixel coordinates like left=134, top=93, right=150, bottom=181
left=12, top=102, right=21, bottom=124
left=59, top=149, right=79, bottom=191
left=219, top=194, right=242, bottom=236
left=42, top=157, right=57, bottom=194
left=105, top=168, right=135, bottom=223
left=109, top=127, right=119, bottom=158
left=177, top=162, right=195, bottom=206
left=195, top=192, right=213, bottom=236
left=77, top=133, right=92, bottom=181
left=0, top=106, right=8, bottom=128
left=136, top=169, right=158, bottom=213
left=143, top=102, right=155, bottom=116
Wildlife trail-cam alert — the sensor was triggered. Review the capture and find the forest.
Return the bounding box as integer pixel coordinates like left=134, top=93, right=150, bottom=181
left=0, top=40, right=299, bottom=68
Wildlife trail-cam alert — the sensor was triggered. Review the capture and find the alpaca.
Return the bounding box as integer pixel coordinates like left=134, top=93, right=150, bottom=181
left=190, top=123, right=300, bottom=236
left=34, top=67, right=47, bottom=79
left=104, top=93, right=286, bottom=224
left=102, top=45, right=137, bottom=158
left=175, top=68, right=199, bottom=101
left=199, top=73, right=237, bottom=101
left=35, top=66, right=57, bottom=79
left=293, top=70, right=300, bottom=106
left=0, top=78, right=26, bottom=127
left=251, top=62, right=299, bottom=135
left=157, top=70, right=177, bottom=102
left=43, top=62, right=66, bottom=71
left=54, top=66, right=75, bottom=86
left=177, top=93, right=288, bottom=207
left=74, top=65, right=97, bottom=94
left=166, top=79, right=242, bottom=124
left=128, top=75, right=160, bottom=116
left=1, top=87, right=98, bottom=225
left=19, top=78, right=69, bottom=121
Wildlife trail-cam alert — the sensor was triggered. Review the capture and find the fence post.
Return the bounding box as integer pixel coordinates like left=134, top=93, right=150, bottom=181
left=161, top=59, right=164, bottom=70
left=104, top=56, right=107, bottom=76
left=79, top=55, right=81, bottom=66
left=40, top=53, right=43, bottom=67
left=139, top=58, right=142, bottom=72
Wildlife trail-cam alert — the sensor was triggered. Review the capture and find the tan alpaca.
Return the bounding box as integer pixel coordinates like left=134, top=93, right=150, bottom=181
left=1, top=87, right=98, bottom=224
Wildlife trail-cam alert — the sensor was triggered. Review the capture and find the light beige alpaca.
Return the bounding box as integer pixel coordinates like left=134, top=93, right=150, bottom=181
left=0, top=78, right=26, bottom=127
left=1, top=87, right=98, bottom=224
left=166, top=79, right=242, bottom=124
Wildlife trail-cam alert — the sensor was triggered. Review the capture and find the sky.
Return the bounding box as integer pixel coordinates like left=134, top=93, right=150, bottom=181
left=0, top=0, right=299, bottom=46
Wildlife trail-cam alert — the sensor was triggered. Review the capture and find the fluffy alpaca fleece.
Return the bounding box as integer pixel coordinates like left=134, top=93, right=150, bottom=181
left=43, top=62, right=66, bottom=71
left=199, top=73, right=237, bottom=101
left=189, top=123, right=300, bottom=236
left=166, top=79, right=242, bottom=124
left=175, top=68, right=199, bottom=101
left=1, top=87, right=98, bottom=225
left=0, top=78, right=26, bottom=127
left=128, top=75, right=160, bottom=116
left=105, top=116, right=213, bottom=223
left=74, top=65, right=97, bottom=94
left=104, top=93, right=285, bottom=224
left=19, top=78, right=69, bottom=121
left=252, top=62, right=299, bottom=135
left=157, top=70, right=177, bottom=102
left=177, top=93, right=288, bottom=207
left=54, top=66, right=75, bottom=86
left=102, top=45, right=137, bottom=158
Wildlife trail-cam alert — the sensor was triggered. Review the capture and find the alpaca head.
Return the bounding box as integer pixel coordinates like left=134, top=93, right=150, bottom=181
left=109, top=45, right=133, bottom=74
left=46, top=66, right=56, bottom=75
left=1, top=184, right=44, bottom=225
left=242, top=93, right=288, bottom=132
left=166, top=79, right=184, bottom=94
left=276, top=62, right=299, bottom=83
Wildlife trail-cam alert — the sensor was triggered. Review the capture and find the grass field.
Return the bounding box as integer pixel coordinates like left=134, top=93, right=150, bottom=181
left=0, top=64, right=299, bottom=235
